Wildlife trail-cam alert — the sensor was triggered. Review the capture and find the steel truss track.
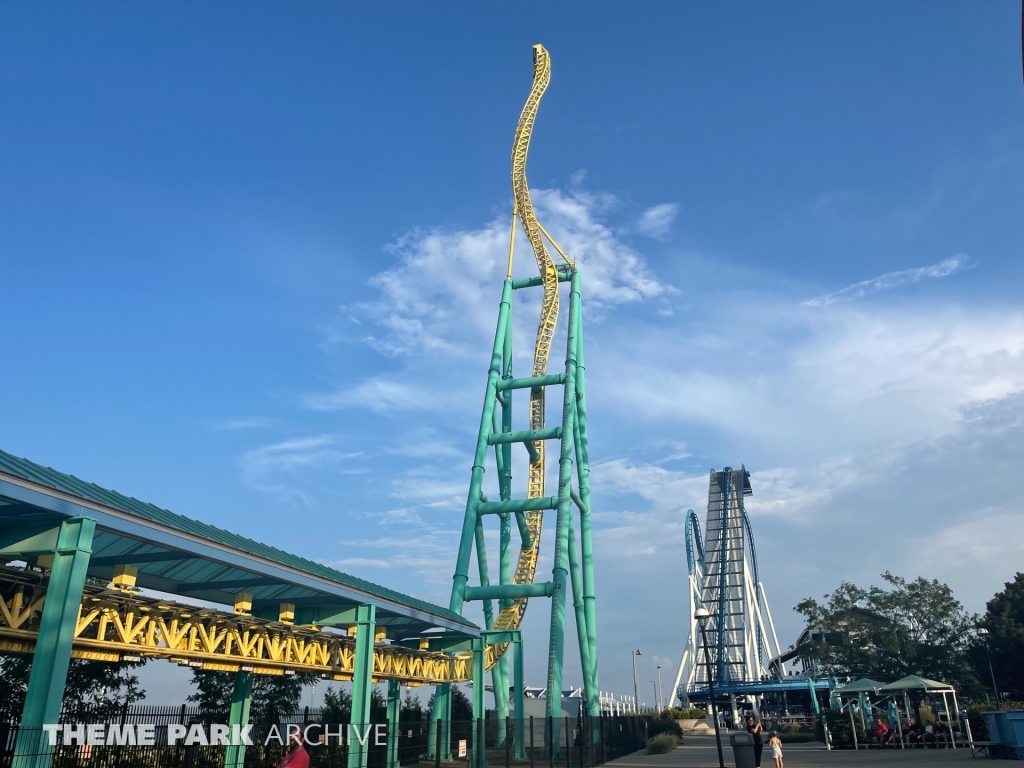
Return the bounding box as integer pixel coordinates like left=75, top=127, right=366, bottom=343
left=0, top=567, right=473, bottom=684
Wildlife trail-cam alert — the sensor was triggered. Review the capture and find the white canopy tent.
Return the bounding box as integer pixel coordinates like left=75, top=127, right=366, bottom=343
left=876, top=675, right=972, bottom=749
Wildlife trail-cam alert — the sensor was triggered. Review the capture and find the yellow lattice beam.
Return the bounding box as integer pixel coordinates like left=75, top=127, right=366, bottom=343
left=0, top=569, right=473, bottom=684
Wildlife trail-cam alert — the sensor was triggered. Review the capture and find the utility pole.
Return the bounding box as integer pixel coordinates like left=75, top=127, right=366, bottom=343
left=657, top=665, right=665, bottom=711
left=977, top=628, right=1003, bottom=709
left=632, top=649, right=642, bottom=712
left=696, top=607, right=726, bottom=768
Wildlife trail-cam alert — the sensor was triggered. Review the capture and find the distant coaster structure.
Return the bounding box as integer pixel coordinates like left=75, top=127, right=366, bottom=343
left=442, top=42, right=601, bottom=731
left=671, top=467, right=785, bottom=705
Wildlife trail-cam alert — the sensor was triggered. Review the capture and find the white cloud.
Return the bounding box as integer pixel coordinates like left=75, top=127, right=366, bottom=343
left=212, top=417, right=271, bottom=431
left=599, top=305, right=1024, bottom=459
left=329, top=557, right=391, bottom=569
left=238, top=435, right=361, bottom=503
left=636, top=203, right=678, bottom=240
left=804, top=254, right=971, bottom=306
left=306, top=377, right=463, bottom=414
left=342, top=187, right=670, bottom=362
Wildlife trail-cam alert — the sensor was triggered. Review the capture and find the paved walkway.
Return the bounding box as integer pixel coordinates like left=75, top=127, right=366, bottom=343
left=607, top=735, right=976, bottom=768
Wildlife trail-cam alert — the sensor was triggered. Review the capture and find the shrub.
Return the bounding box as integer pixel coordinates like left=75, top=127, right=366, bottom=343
left=646, top=733, right=679, bottom=754
left=671, top=707, right=707, bottom=719
left=778, top=721, right=818, bottom=743
left=817, top=709, right=864, bottom=749
left=648, top=715, right=683, bottom=738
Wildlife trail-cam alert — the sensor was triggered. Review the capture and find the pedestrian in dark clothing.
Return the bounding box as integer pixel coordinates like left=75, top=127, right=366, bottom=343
left=746, top=714, right=764, bottom=767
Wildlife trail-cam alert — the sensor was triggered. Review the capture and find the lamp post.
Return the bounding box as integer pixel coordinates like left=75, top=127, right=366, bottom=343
left=976, top=628, right=1002, bottom=709
left=657, top=665, right=665, bottom=712
left=632, top=649, right=642, bottom=713
left=695, top=607, right=726, bottom=768
left=651, top=682, right=658, bottom=713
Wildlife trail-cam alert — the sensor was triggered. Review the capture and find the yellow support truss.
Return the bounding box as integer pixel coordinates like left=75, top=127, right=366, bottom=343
left=0, top=568, right=472, bottom=684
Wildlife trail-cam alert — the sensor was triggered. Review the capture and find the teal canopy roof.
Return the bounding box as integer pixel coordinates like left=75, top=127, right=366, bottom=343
left=878, top=675, right=955, bottom=693
left=835, top=678, right=887, bottom=694
left=0, top=447, right=477, bottom=634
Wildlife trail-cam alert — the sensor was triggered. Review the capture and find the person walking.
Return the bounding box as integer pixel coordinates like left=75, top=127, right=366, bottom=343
left=276, top=727, right=310, bottom=768
left=768, top=731, right=784, bottom=768
left=746, top=714, right=764, bottom=767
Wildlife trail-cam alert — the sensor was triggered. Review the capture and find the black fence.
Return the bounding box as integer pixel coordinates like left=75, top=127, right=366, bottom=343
left=1, top=710, right=652, bottom=768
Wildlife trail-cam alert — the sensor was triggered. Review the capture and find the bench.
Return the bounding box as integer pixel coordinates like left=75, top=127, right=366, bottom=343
left=970, top=741, right=1002, bottom=758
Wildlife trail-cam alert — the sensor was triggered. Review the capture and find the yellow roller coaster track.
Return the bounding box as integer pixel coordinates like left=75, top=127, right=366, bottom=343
left=485, top=44, right=571, bottom=671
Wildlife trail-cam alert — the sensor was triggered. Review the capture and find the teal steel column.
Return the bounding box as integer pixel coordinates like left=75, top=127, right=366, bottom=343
left=386, top=679, right=401, bottom=768
left=223, top=671, right=253, bottom=768
left=495, top=315, right=513, bottom=737
left=474, top=518, right=494, bottom=629
left=451, top=279, right=513, bottom=613
left=472, top=638, right=488, bottom=768
left=13, top=516, right=95, bottom=768
left=348, top=604, right=377, bottom=768
left=545, top=270, right=580, bottom=721
left=512, top=633, right=525, bottom=760
left=566, top=508, right=594, bottom=712
left=572, top=297, right=601, bottom=717
left=429, top=683, right=452, bottom=761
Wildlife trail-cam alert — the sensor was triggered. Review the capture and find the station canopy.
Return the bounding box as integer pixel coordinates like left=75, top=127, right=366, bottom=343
left=878, top=675, right=955, bottom=693
left=0, top=448, right=478, bottom=639
left=834, top=678, right=888, bottom=695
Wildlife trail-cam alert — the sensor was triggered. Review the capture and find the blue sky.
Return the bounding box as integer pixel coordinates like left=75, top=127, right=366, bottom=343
left=2, top=2, right=1023, bottom=706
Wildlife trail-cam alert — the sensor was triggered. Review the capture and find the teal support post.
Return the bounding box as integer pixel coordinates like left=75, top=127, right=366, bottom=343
left=472, top=638, right=487, bottom=768
left=474, top=518, right=494, bottom=629
left=545, top=270, right=580, bottom=722
left=429, top=683, right=452, bottom=761
left=808, top=677, right=820, bottom=715
left=566, top=508, right=594, bottom=715
left=348, top=604, right=377, bottom=768
left=386, top=679, right=401, bottom=768
left=572, top=297, right=601, bottom=717
left=223, top=671, right=253, bottom=768
left=451, top=280, right=513, bottom=614
left=493, top=310, right=513, bottom=740
left=512, top=633, right=526, bottom=760
left=13, top=516, right=95, bottom=768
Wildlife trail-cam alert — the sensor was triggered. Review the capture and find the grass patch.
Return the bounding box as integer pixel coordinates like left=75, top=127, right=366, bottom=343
left=646, top=733, right=680, bottom=754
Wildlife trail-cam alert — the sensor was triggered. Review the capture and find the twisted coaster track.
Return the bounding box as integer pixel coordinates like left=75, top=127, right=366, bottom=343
left=447, top=44, right=599, bottom=723
left=487, top=44, right=569, bottom=655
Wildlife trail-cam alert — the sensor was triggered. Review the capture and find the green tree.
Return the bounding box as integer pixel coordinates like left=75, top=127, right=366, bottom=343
left=427, top=685, right=473, bottom=720
left=970, top=572, right=1024, bottom=699
left=322, top=685, right=353, bottom=722
left=0, top=652, right=147, bottom=720
left=189, top=669, right=319, bottom=720
left=317, top=684, right=391, bottom=723
left=794, top=572, right=973, bottom=685
left=402, top=689, right=423, bottom=719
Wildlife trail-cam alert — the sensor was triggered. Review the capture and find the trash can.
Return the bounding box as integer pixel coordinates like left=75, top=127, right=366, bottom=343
left=730, top=731, right=756, bottom=768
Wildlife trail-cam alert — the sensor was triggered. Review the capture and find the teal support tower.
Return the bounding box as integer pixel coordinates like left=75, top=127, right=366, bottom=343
left=448, top=261, right=601, bottom=732
left=5, top=516, right=96, bottom=768
left=386, top=679, right=401, bottom=768
left=348, top=604, right=377, bottom=768
left=224, top=671, right=253, bottom=768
